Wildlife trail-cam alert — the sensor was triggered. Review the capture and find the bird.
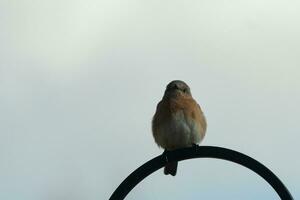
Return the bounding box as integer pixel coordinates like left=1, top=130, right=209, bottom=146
left=152, top=80, right=207, bottom=176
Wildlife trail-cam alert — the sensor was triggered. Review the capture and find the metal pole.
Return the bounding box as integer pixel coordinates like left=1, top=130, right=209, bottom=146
left=109, top=146, right=293, bottom=200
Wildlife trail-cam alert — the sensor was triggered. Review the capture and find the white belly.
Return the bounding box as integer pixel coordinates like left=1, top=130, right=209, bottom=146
left=155, top=111, right=203, bottom=150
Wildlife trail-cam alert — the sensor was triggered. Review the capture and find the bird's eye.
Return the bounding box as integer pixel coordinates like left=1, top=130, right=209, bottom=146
left=183, top=89, right=187, bottom=93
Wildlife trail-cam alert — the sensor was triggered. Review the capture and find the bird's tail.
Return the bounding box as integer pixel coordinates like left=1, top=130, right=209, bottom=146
left=164, top=161, right=178, bottom=176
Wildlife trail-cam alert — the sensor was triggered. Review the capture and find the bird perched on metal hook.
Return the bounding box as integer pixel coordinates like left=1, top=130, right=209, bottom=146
left=152, top=80, right=207, bottom=176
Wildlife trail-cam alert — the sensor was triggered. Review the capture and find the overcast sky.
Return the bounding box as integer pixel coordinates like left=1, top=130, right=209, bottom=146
left=0, top=1, right=299, bottom=199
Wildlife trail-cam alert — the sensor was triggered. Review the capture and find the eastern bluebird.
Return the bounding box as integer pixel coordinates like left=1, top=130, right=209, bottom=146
left=152, top=80, right=207, bottom=176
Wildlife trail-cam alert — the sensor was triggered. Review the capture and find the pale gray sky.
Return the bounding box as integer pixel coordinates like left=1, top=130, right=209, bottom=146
left=0, top=1, right=299, bottom=199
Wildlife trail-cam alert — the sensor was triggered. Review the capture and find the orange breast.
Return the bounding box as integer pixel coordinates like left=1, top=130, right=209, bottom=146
left=152, top=94, right=207, bottom=146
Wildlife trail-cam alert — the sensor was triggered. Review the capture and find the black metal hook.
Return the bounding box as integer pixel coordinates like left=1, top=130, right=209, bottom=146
left=109, top=146, right=293, bottom=200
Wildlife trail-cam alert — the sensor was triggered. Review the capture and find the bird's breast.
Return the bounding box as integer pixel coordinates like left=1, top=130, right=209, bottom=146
left=153, top=109, right=203, bottom=150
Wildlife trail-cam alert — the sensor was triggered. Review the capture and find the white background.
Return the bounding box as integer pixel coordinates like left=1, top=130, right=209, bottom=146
left=1, top=1, right=299, bottom=199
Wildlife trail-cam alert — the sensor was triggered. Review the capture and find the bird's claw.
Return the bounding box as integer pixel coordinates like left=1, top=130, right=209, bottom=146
left=162, top=150, right=169, bottom=163
left=192, top=143, right=199, bottom=151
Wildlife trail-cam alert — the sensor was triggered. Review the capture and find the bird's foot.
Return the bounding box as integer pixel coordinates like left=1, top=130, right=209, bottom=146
left=162, top=149, right=169, bottom=163
left=192, top=143, right=199, bottom=151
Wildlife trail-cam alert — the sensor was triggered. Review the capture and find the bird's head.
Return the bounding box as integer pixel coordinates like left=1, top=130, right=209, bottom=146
left=164, top=80, right=192, bottom=98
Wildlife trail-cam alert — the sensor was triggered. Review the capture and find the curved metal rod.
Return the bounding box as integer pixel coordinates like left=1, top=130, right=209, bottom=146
left=109, top=146, right=293, bottom=200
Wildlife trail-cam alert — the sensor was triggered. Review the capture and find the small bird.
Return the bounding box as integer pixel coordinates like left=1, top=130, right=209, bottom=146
left=152, top=80, right=207, bottom=176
